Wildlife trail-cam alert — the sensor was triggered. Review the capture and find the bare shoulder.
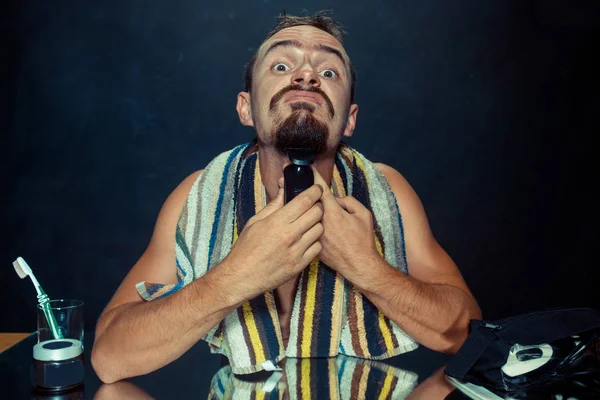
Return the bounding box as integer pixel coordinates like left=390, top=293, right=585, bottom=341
left=153, top=170, right=204, bottom=230
left=374, top=163, right=472, bottom=292
left=373, top=163, right=420, bottom=206
left=373, top=162, right=435, bottom=254
left=374, top=163, right=407, bottom=185
left=166, top=170, right=204, bottom=207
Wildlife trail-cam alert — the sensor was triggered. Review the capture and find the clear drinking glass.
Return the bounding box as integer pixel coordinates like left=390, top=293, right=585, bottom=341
left=33, top=299, right=84, bottom=392
left=36, top=299, right=84, bottom=345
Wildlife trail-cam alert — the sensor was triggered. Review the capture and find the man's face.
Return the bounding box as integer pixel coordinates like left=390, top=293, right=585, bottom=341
left=237, top=25, right=358, bottom=154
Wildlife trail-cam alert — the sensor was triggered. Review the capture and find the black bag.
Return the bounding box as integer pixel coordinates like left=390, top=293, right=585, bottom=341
left=445, top=308, right=600, bottom=398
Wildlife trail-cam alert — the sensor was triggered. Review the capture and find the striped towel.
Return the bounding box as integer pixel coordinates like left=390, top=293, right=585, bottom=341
left=207, top=355, right=418, bottom=399
left=136, top=141, right=417, bottom=374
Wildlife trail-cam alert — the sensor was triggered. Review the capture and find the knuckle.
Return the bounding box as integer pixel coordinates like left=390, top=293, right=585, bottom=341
left=301, top=195, right=314, bottom=209
left=314, top=204, right=324, bottom=219
left=293, top=262, right=304, bottom=273
left=283, top=229, right=297, bottom=245
left=254, top=218, right=267, bottom=230
left=316, top=222, right=324, bottom=235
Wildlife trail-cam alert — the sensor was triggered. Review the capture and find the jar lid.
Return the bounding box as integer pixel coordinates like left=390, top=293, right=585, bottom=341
left=33, top=339, right=83, bottom=361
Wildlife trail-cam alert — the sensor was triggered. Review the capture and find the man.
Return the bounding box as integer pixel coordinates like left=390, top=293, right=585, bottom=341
left=92, top=11, right=481, bottom=384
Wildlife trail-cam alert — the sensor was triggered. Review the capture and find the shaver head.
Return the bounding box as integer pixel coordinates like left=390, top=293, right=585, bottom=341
left=286, top=148, right=315, bottom=166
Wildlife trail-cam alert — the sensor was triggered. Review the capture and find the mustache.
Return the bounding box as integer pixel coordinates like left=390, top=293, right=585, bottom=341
left=269, top=85, right=335, bottom=118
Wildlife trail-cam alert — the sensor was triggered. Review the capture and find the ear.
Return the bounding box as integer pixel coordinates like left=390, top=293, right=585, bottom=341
left=236, top=92, right=254, bottom=127
left=342, top=104, right=359, bottom=137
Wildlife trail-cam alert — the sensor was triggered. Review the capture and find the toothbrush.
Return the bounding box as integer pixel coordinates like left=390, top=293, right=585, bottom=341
left=13, top=257, right=63, bottom=340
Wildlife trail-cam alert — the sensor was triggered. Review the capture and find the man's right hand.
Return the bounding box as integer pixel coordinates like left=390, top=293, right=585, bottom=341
left=218, top=183, right=324, bottom=301
left=91, top=173, right=324, bottom=383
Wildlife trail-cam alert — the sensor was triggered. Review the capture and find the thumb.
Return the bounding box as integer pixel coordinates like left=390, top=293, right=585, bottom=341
left=254, top=185, right=284, bottom=221
left=312, top=167, right=337, bottom=208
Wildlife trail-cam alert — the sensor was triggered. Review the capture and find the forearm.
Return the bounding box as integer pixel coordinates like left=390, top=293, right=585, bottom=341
left=92, top=264, right=241, bottom=383
left=350, top=256, right=481, bottom=354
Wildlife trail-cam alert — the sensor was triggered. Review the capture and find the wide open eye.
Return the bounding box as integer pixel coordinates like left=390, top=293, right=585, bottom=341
left=273, top=63, right=291, bottom=72
left=320, top=69, right=338, bottom=79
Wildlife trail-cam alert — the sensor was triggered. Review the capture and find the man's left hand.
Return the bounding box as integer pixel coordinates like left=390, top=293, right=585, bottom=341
left=313, top=168, right=381, bottom=279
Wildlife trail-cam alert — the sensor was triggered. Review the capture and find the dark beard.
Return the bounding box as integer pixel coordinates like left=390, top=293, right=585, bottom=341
left=273, top=104, right=329, bottom=154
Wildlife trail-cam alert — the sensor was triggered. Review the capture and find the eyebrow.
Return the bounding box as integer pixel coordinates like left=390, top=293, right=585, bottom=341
left=263, top=39, right=347, bottom=68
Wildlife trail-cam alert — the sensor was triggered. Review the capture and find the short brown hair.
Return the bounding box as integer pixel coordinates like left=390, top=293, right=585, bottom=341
left=244, top=10, right=356, bottom=103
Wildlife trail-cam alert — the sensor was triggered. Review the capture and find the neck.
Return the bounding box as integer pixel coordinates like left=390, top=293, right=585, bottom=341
left=257, top=144, right=337, bottom=202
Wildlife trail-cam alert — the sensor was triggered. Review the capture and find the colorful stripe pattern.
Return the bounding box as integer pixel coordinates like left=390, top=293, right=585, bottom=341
left=136, top=141, right=417, bottom=374
left=209, top=355, right=418, bottom=399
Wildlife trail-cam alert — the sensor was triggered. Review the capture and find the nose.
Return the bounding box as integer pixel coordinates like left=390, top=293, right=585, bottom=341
left=291, top=67, right=321, bottom=89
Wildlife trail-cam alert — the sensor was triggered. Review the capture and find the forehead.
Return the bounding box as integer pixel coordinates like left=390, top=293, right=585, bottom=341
left=257, top=25, right=349, bottom=62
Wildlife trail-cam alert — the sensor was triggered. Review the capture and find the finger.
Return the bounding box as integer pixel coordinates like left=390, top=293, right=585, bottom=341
left=300, top=241, right=322, bottom=267
left=296, top=222, right=324, bottom=251
left=253, top=185, right=284, bottom=221
left=279, top=184, right=324, bottom=223
left=336, top=196, right=366, bottom=215
left=293, top=205, right=323, bottom=235
left=311, top=167, right=338, bottom=209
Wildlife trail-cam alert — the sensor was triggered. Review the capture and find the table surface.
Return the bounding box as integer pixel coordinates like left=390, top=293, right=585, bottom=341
left=0, top=332, right=470, bottom=399
left=0, top=333, right=30, bottom=353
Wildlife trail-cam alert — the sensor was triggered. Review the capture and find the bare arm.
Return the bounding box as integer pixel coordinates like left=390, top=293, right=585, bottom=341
left=91, top=171, right=241, bottom=383
left=92, top=172, right=325, bottom=383
left=314, top=165, right=481, bottom=354
left=365, top=163, right=481, bottom=353
left=349, top=253, right=480, bottom=354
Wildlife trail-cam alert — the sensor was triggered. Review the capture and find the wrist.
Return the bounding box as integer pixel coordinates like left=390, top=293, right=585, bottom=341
left=202, top=260, right=247, bottom=310
left=345, top=252, right=391, bottom=293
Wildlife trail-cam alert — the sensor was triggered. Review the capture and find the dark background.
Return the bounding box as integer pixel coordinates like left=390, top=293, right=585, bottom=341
left=1, top=0, right=598, bottom=333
